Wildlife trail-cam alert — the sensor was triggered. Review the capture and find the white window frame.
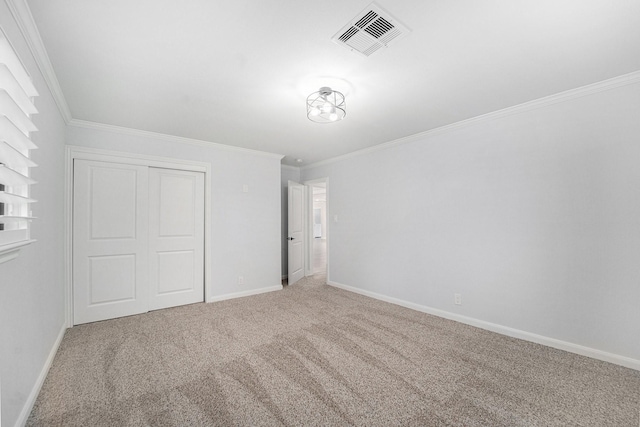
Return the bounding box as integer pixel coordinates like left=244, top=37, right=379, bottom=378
left=0, top=27, right=38, bottom=263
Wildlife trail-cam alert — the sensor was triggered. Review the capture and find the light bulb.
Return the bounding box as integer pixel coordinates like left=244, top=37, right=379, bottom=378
left=322, top=102, right=332, bottom=113
left=310, top=107, right=321, bottom=116
left=329, top=112, right=338, bottom=121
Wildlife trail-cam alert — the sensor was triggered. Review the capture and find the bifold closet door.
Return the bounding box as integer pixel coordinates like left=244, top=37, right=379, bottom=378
left=148, top=167, right=204, bottom=310
left=73, top=160, right=149, bottom=325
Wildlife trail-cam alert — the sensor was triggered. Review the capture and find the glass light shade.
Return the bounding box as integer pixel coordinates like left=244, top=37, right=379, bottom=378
left=306, top=87, right=346, bottom=123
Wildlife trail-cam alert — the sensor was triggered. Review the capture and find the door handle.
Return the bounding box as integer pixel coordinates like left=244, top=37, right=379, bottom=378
left=287, top=237, right=295, bottom=240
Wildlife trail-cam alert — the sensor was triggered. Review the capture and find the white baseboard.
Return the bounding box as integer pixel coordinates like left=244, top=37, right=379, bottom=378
left=208, top=284, right=283, bottom=303
left=15, top=324, right=67, bottom=427
left=328, top=281, right=640, bottom=372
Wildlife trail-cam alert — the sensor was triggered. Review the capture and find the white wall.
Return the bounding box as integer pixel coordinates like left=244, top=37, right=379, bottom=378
left=67, top=125, right=283, bottom=299
left=280, top=165, right=300, bottom=278
left=0, top=4, right=67, bottom=426
left=302, top=80, right=640, bottom=364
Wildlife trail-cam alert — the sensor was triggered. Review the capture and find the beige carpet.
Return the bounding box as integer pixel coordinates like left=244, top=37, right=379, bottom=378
left=28, top=276, right=640, bottom=426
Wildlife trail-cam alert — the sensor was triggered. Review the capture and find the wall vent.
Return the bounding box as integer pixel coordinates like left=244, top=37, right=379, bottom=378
left=331, top=2, right=411, bottom=57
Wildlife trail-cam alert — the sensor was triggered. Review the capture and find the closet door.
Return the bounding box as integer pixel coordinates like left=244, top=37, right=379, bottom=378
left=73, top=160, right=149, bottom=325
left=148, top=168, right=205, bottom=310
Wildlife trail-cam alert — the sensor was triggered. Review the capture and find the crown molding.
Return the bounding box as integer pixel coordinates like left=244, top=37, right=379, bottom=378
left=68, top=119, right=284, bottom=160
left=280, top=164, right=300, bottom=172
left=303, top=70, right=640, bottom=170
left=6, top=0, right=73, bottom=123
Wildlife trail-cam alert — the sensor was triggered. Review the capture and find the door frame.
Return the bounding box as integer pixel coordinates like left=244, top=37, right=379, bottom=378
left=303, top=177, right=329, bottom=279
left=64, top=145, right=212, bottom=328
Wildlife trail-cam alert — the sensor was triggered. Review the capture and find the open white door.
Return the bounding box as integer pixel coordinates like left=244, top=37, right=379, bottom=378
left=287, top=180, right=305, bottom=285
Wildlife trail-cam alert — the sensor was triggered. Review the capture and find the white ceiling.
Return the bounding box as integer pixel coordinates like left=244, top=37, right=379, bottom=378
left=26, top=0, right=640, bottom=166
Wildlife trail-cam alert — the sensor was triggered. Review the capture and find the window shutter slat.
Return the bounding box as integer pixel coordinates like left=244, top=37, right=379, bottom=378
left=0, top=116, right=37, bottom=152
left=0, top=190, right=36, bottom=204
left=0, top=216, right=34, bottom=231
left=0, top=164, right=35, bottom=186
left=0, top=91, right=37, bottom=135
left=0, top=64, right=37, bottom=116
left=0, top=140, right=36, bottom=169
left=0, top=214, right=34, bottom=221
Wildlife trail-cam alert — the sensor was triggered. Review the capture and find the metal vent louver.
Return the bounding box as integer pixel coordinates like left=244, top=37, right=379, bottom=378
left=332, top=2, right=411, bottom=57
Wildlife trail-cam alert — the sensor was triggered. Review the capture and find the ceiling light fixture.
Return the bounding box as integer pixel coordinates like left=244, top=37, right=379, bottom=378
left=306, top=87, right=346, bottom=123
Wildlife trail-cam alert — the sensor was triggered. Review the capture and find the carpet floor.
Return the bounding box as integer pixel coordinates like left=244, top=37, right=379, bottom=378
left=28, top=276, right=640, bottom=426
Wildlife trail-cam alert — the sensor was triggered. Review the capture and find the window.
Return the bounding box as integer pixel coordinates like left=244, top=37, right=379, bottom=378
left=0, top=28, right=38, bottom=256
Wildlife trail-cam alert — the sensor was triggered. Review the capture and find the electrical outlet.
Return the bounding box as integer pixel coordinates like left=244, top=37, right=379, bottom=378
left=238, top=276, right=244, bottom=285
left=454, top=293, right=462, bottom=305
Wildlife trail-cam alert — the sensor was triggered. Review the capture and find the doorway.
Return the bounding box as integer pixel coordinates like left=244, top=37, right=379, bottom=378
left=305, top=179, right=328, bottom=278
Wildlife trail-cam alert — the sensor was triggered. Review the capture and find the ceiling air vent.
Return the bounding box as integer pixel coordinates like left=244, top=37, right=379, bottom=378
left=332, top=2, right=411, bottom=57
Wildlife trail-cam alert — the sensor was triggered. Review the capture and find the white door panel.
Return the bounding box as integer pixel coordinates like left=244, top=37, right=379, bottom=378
left=88, top=254, right=136, bottom=304
left=158, top=172, right=197, bottom=237
left=148, top=168, right=204, bottom=310
left=88, top=167, right=138, bottom=240
left=288, top=180, right=305, bottom=285
left=156, top=250, right=195, bottom=294
left=73, top=160, right=149, bottom=325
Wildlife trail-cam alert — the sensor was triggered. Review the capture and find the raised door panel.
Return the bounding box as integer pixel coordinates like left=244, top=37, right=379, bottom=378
left=88, top=254, right=136, bottom=304
left=89, top=167, right=138, bottom=240
left=158, top=173, right=196, bottom=237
